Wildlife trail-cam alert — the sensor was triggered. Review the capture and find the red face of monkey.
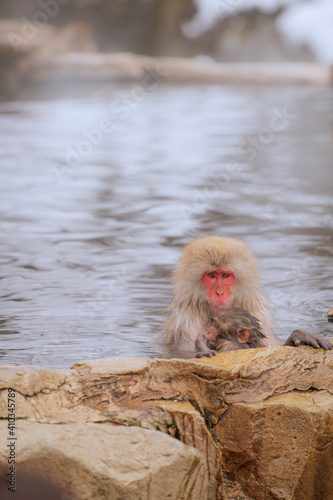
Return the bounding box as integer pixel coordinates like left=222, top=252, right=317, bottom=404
left=202, top=270, right=235, bottom=310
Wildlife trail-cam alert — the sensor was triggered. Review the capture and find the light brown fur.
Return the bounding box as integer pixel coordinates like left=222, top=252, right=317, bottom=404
left=159, top=236, right=281, bottom=350
left=211, top=307, right=266, bottom=350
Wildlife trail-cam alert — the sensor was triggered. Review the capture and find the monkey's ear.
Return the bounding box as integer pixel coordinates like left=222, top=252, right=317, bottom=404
left=237, top=328, right=251, bottom=343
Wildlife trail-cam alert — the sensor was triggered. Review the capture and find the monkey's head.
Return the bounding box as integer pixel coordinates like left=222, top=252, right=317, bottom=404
left=173, top=236, right=262, bottom=312
left=211, top=307, right=266, bottom=349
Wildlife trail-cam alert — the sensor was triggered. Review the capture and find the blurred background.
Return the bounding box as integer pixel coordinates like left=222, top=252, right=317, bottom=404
left=0, top=0, right=332, bottom=367
left=1, top=0, right=333, bottom=64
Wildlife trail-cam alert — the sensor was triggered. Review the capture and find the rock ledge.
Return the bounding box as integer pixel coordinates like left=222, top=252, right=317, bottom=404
left=1, top=345, right=333, bottom=499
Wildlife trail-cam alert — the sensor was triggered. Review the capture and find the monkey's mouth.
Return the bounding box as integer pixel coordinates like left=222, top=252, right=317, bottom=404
left=209, top=302, right=229, bottom=311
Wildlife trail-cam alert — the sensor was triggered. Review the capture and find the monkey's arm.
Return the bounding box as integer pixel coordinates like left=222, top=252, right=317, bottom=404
left=284, top=329, right=332, bottom=350
left=194, top=333, right=217, bottom=358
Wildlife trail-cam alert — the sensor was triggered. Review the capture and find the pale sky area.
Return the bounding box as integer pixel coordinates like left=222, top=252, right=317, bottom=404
left=183, top=0, right=333, bottom=64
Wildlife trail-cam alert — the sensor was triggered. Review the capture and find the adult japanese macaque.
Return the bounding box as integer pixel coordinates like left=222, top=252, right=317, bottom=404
left=195, top=307, right=266, bottom=358
left=159, top=236, right=332, bottom=353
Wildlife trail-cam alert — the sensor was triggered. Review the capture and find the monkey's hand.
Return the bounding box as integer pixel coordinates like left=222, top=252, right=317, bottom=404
left=284, top=329, right=333, bottom=350
left=194, top=350, right=217, bottom=358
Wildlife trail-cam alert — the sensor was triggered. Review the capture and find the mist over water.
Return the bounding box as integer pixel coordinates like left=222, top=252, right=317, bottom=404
left=0, top=85, right=332, bottom=368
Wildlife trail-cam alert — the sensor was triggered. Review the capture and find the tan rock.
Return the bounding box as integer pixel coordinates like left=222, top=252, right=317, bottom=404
left=73, top=356, right=151, bottom=376
left=139, top=400, right=225, bottom=500
left=0, top=421, right=207, bottom=500
left=327, top=306, right=333, bottom=319
left=217, top=391, right=333, bottom=499
left=0, top=364, right=67, bottom=396
left=1, top=344, right=333, bottom=499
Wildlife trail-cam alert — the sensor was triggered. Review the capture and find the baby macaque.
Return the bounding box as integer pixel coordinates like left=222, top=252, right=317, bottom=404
left=195, top=307, right=266, bottom=358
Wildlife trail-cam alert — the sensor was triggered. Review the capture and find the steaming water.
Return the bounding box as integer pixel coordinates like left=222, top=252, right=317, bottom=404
left=0, top=84, right=332, bottom=368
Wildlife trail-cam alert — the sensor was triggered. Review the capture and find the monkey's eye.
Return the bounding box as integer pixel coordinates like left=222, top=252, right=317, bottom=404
left=207, top=272, right=216, bottom=279
left=222, top=273, right=230, bottom=278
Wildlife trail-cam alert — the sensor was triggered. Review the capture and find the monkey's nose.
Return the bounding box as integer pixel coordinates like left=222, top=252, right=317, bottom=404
left=216, top=290, right=224, bottom=296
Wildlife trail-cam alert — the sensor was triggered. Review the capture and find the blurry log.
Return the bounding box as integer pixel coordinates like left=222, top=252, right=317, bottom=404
left=25, top=52, right=332, bottom=86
